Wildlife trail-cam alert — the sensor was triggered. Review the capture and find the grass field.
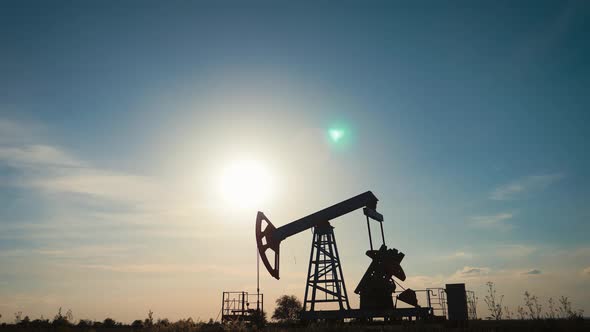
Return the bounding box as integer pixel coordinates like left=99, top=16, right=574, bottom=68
left=2, top=286, right=586, bottom=331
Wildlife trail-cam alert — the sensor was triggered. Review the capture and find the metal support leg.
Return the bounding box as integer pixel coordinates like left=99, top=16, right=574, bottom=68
left=303, top=222, right=350, bottom=316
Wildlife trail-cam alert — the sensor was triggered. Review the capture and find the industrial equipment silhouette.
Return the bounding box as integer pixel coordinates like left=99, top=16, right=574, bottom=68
left=254, top=191, right=474, bottom=321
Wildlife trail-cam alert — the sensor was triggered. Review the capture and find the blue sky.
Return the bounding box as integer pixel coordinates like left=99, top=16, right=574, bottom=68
left=1, top=0, right=589, bottom=322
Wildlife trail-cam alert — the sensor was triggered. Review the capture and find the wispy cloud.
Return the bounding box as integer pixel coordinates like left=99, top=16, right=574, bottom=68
left=393, top=258, right=590, bottom=315
left=404, top=275, right=446, bottom=289
left=490, top=173, right=564, bottom=200
left=0, top=142, right=158, bottom=205
left=72, top=263, right=252, bottom=277
left=0, top=118, right=208, bottom=243
left=36, top=245, right=132, bottom=259
left=0, top=249, right=30, bottom=258
left=0, top=118, right=42, bottom=144
left=548, top=246, right=590, bottom=261
left=496, top=244, right=536, bottom=258
left=522, top=269, right=542, bottom=275
left=0, top=118, right=188, bottom=210
left=453, top=266, right=491, bottom=278
left=0, top=145, right=83, bottom=168
left=470, top=212, right=514, bottom=231
left=29, top=169, right=161, bottom=204
left=444, top=251, right=475, bottom=260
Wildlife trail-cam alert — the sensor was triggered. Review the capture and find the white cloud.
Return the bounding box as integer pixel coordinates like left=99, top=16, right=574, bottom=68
left=490, top=173, right=564, bottom=200
left=470, top=213, right=514, bottom=231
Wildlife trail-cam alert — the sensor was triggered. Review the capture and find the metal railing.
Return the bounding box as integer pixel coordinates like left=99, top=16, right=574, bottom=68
left=393, top=287, right=446, bottom=318
left=221, top=291, right=263, bottom=323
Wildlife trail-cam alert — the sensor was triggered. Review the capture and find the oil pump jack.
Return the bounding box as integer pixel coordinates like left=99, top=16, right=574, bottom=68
left=256, top=191, right=431, bottom=321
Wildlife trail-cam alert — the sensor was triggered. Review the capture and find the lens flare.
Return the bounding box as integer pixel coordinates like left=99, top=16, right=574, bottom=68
left=329, top=129, right=344, bottom=142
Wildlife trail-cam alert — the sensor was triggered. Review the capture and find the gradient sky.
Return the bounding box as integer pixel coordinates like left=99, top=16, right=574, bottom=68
left=1, top=0, right=589, bottom=323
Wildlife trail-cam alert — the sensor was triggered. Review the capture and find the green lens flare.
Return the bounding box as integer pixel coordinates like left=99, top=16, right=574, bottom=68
left=329, top=129, right=344, bottom=142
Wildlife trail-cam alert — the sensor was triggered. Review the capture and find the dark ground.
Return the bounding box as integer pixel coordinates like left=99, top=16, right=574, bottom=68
left=0, top=319, right=588, bottom=332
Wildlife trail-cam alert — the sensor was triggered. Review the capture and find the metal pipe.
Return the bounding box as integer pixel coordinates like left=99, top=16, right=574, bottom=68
left=256, top=246, right=260, bottom=310
left=242, top=291, right=245, bottom=316
left=366, top=215, right=373, bottom=251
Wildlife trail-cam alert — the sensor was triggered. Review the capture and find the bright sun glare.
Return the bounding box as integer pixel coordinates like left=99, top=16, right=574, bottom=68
left=219, top=160, right=273, bottom=209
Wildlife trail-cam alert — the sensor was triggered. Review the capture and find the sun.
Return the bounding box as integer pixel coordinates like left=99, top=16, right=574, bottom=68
left=219, top=160, right=273, bottom=209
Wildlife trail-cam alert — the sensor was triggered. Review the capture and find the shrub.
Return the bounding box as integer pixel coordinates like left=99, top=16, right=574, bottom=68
left=272, top=295, right=302, bottom=323
left=483, top=281, right=503, bottom=320
left=523, top=291, right=543, bottom=320
left=77, top=319, right=93, bottom=328
left=131, top=319, right=144, bottom=329
left=103, top=317, right=118, bottom=327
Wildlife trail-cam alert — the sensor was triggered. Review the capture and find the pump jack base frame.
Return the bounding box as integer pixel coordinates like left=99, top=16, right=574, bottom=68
left=301, top=307, right=433, bottom=322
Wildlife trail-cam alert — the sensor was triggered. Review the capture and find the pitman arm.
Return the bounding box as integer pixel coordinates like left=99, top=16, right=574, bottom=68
left=256, top=191, right=383, bottom=279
